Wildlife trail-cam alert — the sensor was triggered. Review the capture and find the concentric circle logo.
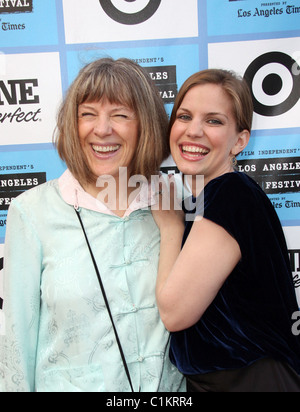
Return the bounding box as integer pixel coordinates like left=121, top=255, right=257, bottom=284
left=244, top=52, right=300, bottom=117
left=99, top=0, right=161, bottom=25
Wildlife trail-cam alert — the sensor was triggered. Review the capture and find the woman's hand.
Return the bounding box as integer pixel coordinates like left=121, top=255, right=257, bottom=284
left=152, top=176, right=241, bottom=333
left=151, top=175, right=185, bottom=321
left=151, top=174, right=185, bottom=233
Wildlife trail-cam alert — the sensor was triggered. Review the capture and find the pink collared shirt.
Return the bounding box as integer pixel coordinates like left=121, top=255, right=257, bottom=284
left=58, top=169, right=158, bottom=217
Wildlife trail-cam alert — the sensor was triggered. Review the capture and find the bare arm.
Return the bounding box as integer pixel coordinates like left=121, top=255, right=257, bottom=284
left=154, top=213, right=241, bottom=332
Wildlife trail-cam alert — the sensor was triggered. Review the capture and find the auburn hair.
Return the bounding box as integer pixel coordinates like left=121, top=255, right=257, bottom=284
left=169, top=69, right=253, bottom=135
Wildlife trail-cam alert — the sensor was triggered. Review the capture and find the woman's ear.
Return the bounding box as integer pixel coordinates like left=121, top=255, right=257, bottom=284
left=231, top=130, right=250, bottom=157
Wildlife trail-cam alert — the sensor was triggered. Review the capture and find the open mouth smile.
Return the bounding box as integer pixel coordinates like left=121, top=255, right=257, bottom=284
left=91, top=144, right=121, bottom=158
left=180, top=144, right=210, bottom=160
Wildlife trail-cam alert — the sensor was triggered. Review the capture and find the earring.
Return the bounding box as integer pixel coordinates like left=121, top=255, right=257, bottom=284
left=232, top=156, right=238, bottom=168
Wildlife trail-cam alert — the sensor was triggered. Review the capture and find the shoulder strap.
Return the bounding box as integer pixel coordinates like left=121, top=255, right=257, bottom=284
left=75, top=208, right=135, bottom=392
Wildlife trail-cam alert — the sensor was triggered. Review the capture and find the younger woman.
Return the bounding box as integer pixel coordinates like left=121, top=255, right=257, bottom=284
left=154, top=69, right=300, bottom=392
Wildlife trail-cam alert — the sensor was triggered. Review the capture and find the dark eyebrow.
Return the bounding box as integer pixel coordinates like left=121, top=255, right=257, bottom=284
left=207, top=112, right=229, bottom=120
left=177, top=107, right=192, bottom=114
left=177, top=108, right=229, bottom=120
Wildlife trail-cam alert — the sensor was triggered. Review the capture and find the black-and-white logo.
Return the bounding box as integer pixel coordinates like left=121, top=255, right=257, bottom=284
left=144, top=65, right=177, bottom=104
left=1, top=52, right=62, bottom=145
left=244, top=52, right=300, bottom=117
left=0, top=172, right=46, bottom=210
left=0, top=0, right=33, bottom=14
left=99, top=0, right=161, bottom=25
left=0, top=78, right=41, bottom=125
left=237, top=157, right=300, bottom=195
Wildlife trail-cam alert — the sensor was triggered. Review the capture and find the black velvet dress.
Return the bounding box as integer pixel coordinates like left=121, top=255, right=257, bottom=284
left=170, top=172, right=300, bottom=392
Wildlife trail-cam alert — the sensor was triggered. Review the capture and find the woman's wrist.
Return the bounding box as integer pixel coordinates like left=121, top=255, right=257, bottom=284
left=159, top=222, right=185, bottom=242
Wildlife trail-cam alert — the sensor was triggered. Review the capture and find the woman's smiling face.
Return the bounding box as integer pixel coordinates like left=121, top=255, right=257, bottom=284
left=170, top=83, right=249, bottom=186
left=78, top=99, right=139, bottom=183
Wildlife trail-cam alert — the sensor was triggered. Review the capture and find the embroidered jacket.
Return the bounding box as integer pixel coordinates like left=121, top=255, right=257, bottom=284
left=0, top=170, right=185, bottom=392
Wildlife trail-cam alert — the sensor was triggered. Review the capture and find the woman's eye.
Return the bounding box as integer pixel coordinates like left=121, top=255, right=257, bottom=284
left=177, top=114, right=191, bottom=121
left=208, top=119, right=223, bottom=125
left=111, top=113, right=133, bottom=122
left=79, top=112, right=96, bottom=118
left=114, top=114, right=128, bottom=119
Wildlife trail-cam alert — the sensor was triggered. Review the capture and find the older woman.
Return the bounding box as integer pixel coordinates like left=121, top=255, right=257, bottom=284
left=153, top=69, right=300, bottom=392
left=0, top=58, right=184, bottom=392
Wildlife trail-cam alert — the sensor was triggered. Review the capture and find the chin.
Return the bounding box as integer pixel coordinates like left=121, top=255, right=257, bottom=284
left=176, top=163, right=200, bottom=177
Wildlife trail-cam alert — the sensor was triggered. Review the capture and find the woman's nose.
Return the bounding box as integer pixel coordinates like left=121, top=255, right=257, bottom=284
left=187, top=119, right=204, bottom=139
left=93, top=115, right=113, bottom=137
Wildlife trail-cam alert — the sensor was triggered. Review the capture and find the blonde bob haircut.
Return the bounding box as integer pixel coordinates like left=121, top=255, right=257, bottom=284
left=169, top=69, right=253, bottom=135
left=54, top=57, right=169, bottom=186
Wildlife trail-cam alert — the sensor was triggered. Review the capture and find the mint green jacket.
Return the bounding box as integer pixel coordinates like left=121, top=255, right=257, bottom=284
left=0, top=170, right=185, bottom=392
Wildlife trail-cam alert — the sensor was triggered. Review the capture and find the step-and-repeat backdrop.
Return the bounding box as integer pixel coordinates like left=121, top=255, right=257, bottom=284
left=0, top=0, right=300, bottom=331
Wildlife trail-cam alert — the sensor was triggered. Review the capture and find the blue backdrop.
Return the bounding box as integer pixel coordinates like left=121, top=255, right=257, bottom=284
left=0, top=0, right=300, bottom=326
